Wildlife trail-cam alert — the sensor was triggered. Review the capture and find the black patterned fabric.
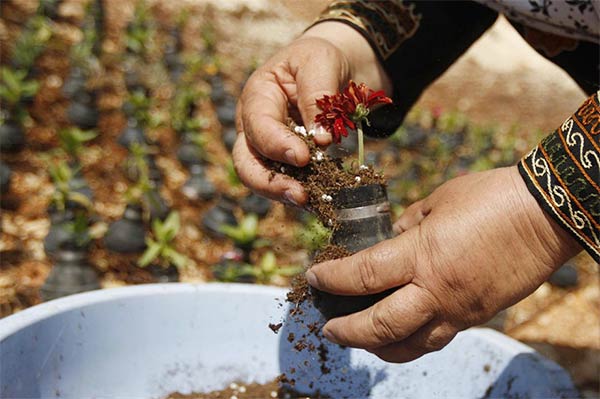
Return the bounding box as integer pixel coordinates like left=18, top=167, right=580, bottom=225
left=311, top=0, right=600, bottom=261
left=519, top=93, right=600, bottom=262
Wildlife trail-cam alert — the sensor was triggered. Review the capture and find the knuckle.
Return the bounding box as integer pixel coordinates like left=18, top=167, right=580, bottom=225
left=421, top=330, right=451, bottom=352
left=356, top=252, right=379, bottom=294
left=369, top=306, right=400, bottom=345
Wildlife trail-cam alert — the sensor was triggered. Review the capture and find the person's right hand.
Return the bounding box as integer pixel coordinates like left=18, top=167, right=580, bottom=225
left=233, top=22, right=391, bottom=206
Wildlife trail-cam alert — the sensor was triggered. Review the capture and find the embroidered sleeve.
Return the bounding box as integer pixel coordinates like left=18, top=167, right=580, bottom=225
left=309, top=1, right=498, bottom=137
left=518, top=92, right=600, bottom=262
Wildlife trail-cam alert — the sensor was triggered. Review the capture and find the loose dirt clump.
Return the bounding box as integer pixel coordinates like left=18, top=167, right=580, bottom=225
left=165, top=378, right=330, bottom=399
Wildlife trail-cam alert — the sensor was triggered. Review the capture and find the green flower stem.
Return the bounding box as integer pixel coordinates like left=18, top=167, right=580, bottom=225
left=357, top=119, right=365, bottom=166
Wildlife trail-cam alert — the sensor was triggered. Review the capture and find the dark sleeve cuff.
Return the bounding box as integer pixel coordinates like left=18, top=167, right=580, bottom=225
left=518, top=92, right=600, bottom=263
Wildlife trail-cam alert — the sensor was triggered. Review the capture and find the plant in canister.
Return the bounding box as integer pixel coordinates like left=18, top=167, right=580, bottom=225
left=138, top=211, right=189, bottom=282
left=212, top=250, right=256, bottom=283
left=0, top=67, right=39, bottom=153
left=240, top=192, right=271, bottom=218
left=127, top=143, right=168, bottom=220
left=10, top=14, right=52, bottom=76
left=40, top=236, right=101, bottom=301
left=219, top=213, right=269, bottom=262
left=181, top=163, right=216, bottom=202
left=289, top=81, right=395, bottom=319
left=201, top=195, right=238, bottom=239
left=251, top=251, right=302, bottom=285
left=45, top=161, right=94, bottom=256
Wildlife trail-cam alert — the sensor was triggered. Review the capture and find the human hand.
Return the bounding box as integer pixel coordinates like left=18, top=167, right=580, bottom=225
left=233, top=22, right=391, bottom=206
left=305, top=166, right=581, bottom=362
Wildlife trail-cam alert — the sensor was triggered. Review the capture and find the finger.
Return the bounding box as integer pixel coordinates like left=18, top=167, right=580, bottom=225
left=233, top=132, right=307, bottom=205
left=393, top=200, right=430, bottom=234
left=294, top=57, right=342, bottom=145
left=368, top=320, right=457, bottom=363
left=322, top=283, right=437, bottom=348
left=241, top=73, right=310, bottom=167
left=306, top=229, right=418, bottom=295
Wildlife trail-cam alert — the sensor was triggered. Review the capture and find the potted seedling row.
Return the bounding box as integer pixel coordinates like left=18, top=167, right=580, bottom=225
left=137, top=211, right=189, bottom=282
left=0, top=67, right=39, bottom=153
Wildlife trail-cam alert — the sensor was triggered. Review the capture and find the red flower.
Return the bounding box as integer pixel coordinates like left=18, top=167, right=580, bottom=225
left=314, top=81, right=392, bottom=143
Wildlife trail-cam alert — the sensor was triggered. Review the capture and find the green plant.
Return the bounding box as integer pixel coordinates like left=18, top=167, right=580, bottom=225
left=63, top=212, right=92, bottom=248
left=219, top=213, right=269, bottom=249
left=124, top=143, right=153, bottom=204
left=0, top=67, right=39, bottom=122
left=58, top=127, right=97, bottom=158
left=212, top=251, right=301, bottom=284
left=125, top=1, right=156, bottom=58
left=138, top=211, right=189, bottom=269
left=295, top=215, right=331, bottom=252
left=125, top=89, right=162, bottom=128
left=11, top=15, right=52, bottom=72
left=252, top=251, right=303, bottom=284
left=225, top=158, right=241, bottom=188
left=70, top=8, right=99, bottom=72
left=212, top=261, right=256, bottom=283
left=170, top=86, right=206, bottom=133
left=48, top=160, right=92, bottom=211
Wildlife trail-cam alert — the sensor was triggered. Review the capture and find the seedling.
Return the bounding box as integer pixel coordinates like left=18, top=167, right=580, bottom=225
left=58, top=127, right=97, bottom=159
left=0, top=67, right=39, bottom=122
left=48, top=160, right=92, bottom=212
left=295, top=215, right=331, bottom=252
left=225, top=158, right=241, bottom=188
left=251, top=251, right=303, bottom=284
left=125, top=0, right=156, bottom=59
left=138, top=211, right=190, bottom=270
left=219, top=213, right=269, bottom=261
left=11, top=15, right=52, bottom=72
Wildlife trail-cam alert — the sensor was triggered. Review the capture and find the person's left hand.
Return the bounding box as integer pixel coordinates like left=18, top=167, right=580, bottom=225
left=305, top=166, right=581, bottom=363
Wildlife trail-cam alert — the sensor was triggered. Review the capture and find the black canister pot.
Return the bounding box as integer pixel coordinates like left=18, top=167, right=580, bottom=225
left=182, top=164, right=216, bottom=201
left=67, top=100, right=99, bottom=129
left=0, top=121, right=25, bottom=153
left=312, top=184, right=395, bottom=320
left=40, top=244, right=100, bottom=301
left=177, top=132, right=205, bottom=168
left=201, top=196, right=238, bottom=238
left=146, top=263, right=179, bottom=283
left=0, top=162, right=12, bottom=194
left=215, top=96, right=236, bottom=127
left=104, top=203, right=147, bottom=253
left=222, top=125, right=238, bottom=152
left=61, top=67, right=86, bottom=99
left=240, top=192, right=271, bottom=218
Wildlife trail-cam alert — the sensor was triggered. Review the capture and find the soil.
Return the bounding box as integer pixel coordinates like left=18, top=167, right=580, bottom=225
left=165, top=378, right=329, bottom=399
left=267, top=120, right=385, bottom=229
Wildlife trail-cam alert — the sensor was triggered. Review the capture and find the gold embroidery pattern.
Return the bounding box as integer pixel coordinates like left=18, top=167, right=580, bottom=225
left=519, top=92, right=600, bottom=262
left=313, top=0, right=421, bottom=60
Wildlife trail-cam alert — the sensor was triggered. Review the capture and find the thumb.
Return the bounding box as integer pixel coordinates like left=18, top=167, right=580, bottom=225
left=295, top=51, right=344, bottom=146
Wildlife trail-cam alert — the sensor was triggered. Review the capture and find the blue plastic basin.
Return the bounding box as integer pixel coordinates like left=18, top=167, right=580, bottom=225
left=0, top=283, right=577, bottom=398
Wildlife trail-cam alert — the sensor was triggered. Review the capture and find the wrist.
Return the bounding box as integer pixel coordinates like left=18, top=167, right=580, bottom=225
left=507, top=166, right=582, bottom=270
left=301, top=21, right=392, bottom=95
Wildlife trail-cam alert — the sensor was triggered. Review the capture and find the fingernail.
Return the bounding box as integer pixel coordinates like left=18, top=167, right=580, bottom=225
left=314, top=124, right=331, bottom=139
left=283, top=190, right=299, bottom=207
left=284, top=149, right=297, bottom=166
left=305, top=270, right=320, bottom=289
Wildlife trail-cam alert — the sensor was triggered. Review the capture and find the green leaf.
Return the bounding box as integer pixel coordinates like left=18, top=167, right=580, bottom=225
left=277, top=266, right=304, bottom=277
left=259, top=251, right=277, bottom=274
left=138, top=240, right=161, bottom=267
